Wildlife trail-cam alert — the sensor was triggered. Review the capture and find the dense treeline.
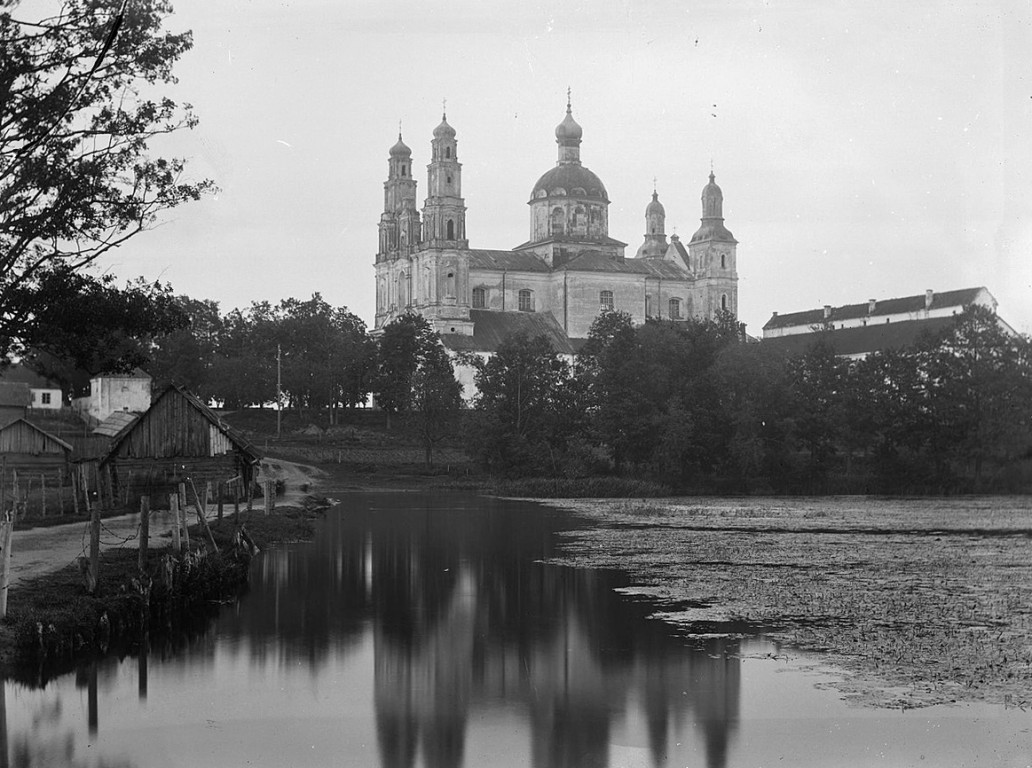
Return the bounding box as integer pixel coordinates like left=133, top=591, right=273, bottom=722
left=147, top=293, right=374, bottom=422
left=466, top=306, right=1032, bottom=494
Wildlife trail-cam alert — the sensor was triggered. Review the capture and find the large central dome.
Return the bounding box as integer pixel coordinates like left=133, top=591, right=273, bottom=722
left=531, top=164, right=609, bottom=203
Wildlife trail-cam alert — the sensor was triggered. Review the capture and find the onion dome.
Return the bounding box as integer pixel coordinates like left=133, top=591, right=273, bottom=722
left=690, top=171, right=737, bottom=244
left=389, top=133, right=411, bottom=157
left=555, top=106, right=583, bottom=143
left=646, top=190, right=665, bottom=217
left=531, top=164, right=609, bottom=202
left=433, top=113, right=456, bottom=139
left=701, top=171, right=723, bottom=218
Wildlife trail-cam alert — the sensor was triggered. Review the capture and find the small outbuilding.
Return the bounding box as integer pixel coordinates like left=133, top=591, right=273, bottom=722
left=100, top=385, right=262, bottom=507
left=0, top=418, right=73, bottom=473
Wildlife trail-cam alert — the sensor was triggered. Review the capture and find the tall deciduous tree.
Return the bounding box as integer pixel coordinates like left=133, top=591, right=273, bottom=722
left=470, top=332, right=574, bottom=476
left=372, top=313, right=438, bottom=428
left=0, top=0, right=212, bottom=357
left=411, top=343, right=463, bottom=467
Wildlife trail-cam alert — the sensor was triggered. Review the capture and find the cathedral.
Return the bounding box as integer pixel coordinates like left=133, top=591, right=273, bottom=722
left=373, top=99, right=739, bottom=385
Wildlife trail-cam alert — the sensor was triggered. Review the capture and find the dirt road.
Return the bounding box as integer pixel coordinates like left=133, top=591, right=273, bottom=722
left=7, top=458, right=321, bottom=588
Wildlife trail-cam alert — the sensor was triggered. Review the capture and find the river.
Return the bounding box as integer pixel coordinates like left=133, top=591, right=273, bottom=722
left=2, top=492, right=1028, bottom=767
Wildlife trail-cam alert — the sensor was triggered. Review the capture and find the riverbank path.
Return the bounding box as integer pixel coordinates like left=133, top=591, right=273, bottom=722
left=7, top=458, right=320, bottom=588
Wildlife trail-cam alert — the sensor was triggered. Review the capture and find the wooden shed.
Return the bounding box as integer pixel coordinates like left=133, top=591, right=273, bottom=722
left=0, top=418, right=73, bottom=472
left=100, top=385, right=262, bottom=507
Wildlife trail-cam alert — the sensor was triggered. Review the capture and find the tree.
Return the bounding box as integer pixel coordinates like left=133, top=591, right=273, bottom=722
left=470, top=332, right=574, bottom=476
left=372, top=314, right=438, bottom=428
left=1, top=1, right=212, bottom=357
left=147, top=295, right=223, bottom=397
left=17, top=270, right=188, bottom=394
left=922, top=305, right=1032, bottom=488
left=411, top=343, right=463, bottom=467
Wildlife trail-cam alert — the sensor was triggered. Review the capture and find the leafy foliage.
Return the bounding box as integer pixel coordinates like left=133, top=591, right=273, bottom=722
left=0, top=0, right=213, bottom=357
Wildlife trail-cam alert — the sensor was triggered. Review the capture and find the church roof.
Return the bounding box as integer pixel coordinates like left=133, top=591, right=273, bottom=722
left=762, top=316, right=960, bottom=358
left=439, top=310, right=577, bottom=355
left=560, top=251, right=689, bottom=279
left=531, top=164, right=609, bottom=202
left=467, top=249, right=550, bottom=272
left=763, top=287, right=987, bottom=331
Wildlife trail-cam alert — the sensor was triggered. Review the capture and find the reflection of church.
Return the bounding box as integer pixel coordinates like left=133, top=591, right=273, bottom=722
left=373, top=98, right=740, bottom=369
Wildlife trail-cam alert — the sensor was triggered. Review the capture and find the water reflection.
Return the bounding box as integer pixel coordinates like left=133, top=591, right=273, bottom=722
left=2, top=493, right=742, bottom=768
left=220, top=493, right=741, bottom=768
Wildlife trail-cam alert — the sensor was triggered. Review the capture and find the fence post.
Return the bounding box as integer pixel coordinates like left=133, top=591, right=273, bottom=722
left=138, top=496, right=150, bottom=571
left=87, top=496, right=100, bottom=595
left=264, top=480, right=274, bottom=516
left=216, top=482, right=224, bottom=522
left=0, top=512, right=13, bottom=619
left=40, top=473, right=47, bottom=518
left=180, top=491, right=191, bottom=550
left=170, top=495, right=181, bottom=554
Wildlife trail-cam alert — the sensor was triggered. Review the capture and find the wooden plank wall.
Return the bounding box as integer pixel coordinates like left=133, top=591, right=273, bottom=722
left=109, top=455, right=254, bottom=509
left=114, top=391, right=214, bottom=460
left=0, top=421, right=69, bottom=455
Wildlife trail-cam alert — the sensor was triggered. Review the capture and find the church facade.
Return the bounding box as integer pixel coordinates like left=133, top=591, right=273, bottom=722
left=373, top=100, right=740, bottom=381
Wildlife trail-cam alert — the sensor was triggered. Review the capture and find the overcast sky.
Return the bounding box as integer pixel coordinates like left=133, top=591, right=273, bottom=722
left=97, top=0, right=1032, bottom=335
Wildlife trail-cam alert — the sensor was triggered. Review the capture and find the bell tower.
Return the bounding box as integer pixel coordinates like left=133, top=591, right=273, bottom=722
left=420, top=110, right=467, bottom=249
left=375, top=131, right=421, bottom=330
left=687, top=171, right=739, bottom=318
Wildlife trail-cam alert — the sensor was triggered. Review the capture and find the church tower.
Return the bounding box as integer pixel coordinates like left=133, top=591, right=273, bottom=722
left=375, top=132, right=421, bottom=329
left=635, top=187, right=668, bottom=259
left=414, top=111, right=474, bottom=336
left=420, top=112, right=467, bottom=249
left=687, top=171, right=738, bottom=317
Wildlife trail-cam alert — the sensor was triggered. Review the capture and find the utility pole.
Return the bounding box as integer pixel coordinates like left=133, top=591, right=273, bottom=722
left=276, top=343, right=282, bottom=439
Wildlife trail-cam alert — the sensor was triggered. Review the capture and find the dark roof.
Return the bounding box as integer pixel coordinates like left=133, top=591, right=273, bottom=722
left=101, top=384, right=261, bottom=465
left=512, top=234, right=629, bottom=251
left=440, top=310, right=577, bottom=355
left=468, top=249, right=550, bottom=272
left=0, top=364, right=60, bottom=389
left=763, top=287, right=986, bottom=331
left=560, top=251, right=690, bottom=279
left=94, top=367, right=151, bottom=380
left=0, top=382, right=31, bottom=408
left=531, top=163, right=609, bottom=202
left=762, top=316, right=959, bottom=358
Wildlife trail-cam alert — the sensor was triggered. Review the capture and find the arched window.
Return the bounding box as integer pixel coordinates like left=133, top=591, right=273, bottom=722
left=550, top=208, right=565, bottom=236
left=599, top=290, right=614, bottom=311
left=721, top=294, right=728, bottom=312
left=518, top=289, right=534, bottom=312
left=573, top=206, right=586, bottom=233
left=447, top=219, right=455, bottom=240
left=446, top=174, right=453, bottom=185
left=445, top=146, right=451, bottom=159
left=721, top=253, right=727, bottom=269
left=669, top=297, right=682, bottom=319
left=401, top=164, right=406, bottom=176
left=472, top=287, right=486, bottom=308
left=398, top=272, right=408, bottom=307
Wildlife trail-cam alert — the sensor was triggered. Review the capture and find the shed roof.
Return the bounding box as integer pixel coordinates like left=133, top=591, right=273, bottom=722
left=101, top=384, right=261, bottom=466
left=440, top=310, right=577, bottom=355
left=93, top=410, right=141, bottom=437
left=763, top=287, right=986, bottom=331
left=0, top=364, right=61, bottom=389
left=0, top=382, right=31, bottom=409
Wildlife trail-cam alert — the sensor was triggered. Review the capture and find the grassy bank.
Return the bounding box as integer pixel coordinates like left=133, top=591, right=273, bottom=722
left=0, top=495, right=331, bottom=684
left=542, top=495, right=1032, bottom=709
